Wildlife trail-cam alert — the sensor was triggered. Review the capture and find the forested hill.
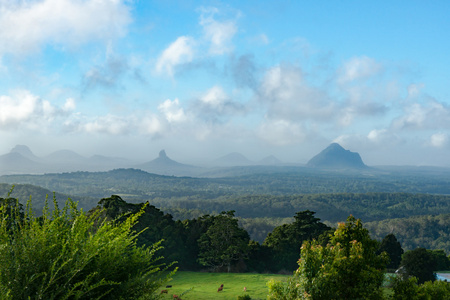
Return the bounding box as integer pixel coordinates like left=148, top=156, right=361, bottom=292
left=2, top=167, right=450, bottom=199
left=0, top=183, right=96, bottom=212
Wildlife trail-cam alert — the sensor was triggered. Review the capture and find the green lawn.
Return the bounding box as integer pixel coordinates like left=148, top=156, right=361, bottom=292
left=159, top=271, right=290, bottom=300
left=159, top=271, right=397, bottom=299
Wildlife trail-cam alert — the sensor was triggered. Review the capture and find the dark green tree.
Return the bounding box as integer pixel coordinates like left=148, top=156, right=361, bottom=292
left=391, top=276, right=450, bottom=300
left=181, top=214, right=216, bottom=270
left=378, top=233, right=404, bottom=269
left=400, top=248, right=437, bottom=284
left=263, top=210, right=331, bottom=272
left=428, top=249, right=450, bottom=271
left=90, top=195, right=188, bottom=268
left=197, top=211, right=250, bottom=272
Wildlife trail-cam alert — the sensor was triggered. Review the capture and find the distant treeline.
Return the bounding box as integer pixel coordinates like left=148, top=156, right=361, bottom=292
left=1, top=183, right=449, bottom=254
left=2, top=167, right=450, bottom=200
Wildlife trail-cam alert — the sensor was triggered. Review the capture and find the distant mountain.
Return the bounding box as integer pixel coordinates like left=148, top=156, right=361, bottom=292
left=0, top=145, right=133, bottom=175
left=0, top=152, right=43, bottom=175
left=136, top=150, right=201, bottom=176
left=214, top=152, right=254, bottom=167
left=258, top=155, right=283, bottom=165
left=44, top=149, right=87, bottom=163
left=10, top=145, right=40, bottom=161
left=307, top=143, right=367, bottom=169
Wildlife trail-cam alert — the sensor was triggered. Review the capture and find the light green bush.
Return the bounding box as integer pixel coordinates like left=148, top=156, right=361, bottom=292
left=0, top=194, right=176, bottom=300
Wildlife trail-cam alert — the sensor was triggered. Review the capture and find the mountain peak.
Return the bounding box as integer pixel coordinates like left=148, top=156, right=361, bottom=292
left=159, top=149, right=167, bottom=158
left=10, top=145, right=37, bottom=160
left=307, top=143, right=367, bottom=169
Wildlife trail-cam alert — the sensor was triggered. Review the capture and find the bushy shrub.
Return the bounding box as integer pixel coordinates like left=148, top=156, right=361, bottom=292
left=0, top=195, right=176, bottom=300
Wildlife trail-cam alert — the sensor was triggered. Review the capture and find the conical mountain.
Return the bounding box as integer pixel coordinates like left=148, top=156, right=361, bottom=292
left=307, top=143, right=367, bottom=169
left=136, top=150, right=200, bottom=176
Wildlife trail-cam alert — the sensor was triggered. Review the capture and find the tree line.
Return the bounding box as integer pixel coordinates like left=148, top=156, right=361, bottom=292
left=1, top=194, right=449, bottom=299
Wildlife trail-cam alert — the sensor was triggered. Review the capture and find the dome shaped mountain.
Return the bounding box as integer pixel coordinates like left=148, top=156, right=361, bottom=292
left=10, top=145, right=39, bottom=161
left=307, top=143, right=367, bottom=169
left=214, top=152, right=253, bottom=167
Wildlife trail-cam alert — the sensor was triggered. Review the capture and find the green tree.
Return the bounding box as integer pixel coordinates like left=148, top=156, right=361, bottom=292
left=268, top=215, right=388, bottom=299
left=400, top=248, right=437, bottom=284
left=391, top=276, right=450, bottom=300
left=428, top=249, right=450, bottom=271
left=197, top=211, right=250, bottom=272
left=263, top=210, right=331, bottom=272
left=90, top=195, right=188, bottom=268
left=0, top=196, right=175, bottom=299
left=378, top=233, right=404, bottom=269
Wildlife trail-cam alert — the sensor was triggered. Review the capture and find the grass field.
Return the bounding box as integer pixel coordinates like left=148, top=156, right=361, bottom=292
left=158, top=271, right=290, bottom=300
left=158, top=271, right=399, bottom=299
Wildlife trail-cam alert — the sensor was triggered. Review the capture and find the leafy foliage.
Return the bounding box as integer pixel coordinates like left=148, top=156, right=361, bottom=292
left=263, top=210, right=331, bottom=272
left=89, top=195, right=188, bottom=268
left=399, top=248, right=437, bottom=284
left=268, top=216, right=388, bottom=300
left=391, top=276, right=450, bottom=300
left=0, top=195, right=175, bottom=300
left=197, top=211, right=250, bottom=272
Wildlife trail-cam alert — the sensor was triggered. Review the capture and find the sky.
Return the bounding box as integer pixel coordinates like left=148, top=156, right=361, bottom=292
left=0, top=0, right=449, bottom=166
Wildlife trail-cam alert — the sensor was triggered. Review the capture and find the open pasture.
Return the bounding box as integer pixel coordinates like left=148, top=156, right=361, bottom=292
left=159, top=271, right=290, bottom=300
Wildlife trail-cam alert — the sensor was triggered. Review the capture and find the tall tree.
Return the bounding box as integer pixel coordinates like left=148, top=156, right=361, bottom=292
left=400, top=248, right=437, bottom=284
left=378, top=233, right=404, bottom=269
left=263, top=210, right=331, bottom=271
left=197, top=211, right=250, bottom=272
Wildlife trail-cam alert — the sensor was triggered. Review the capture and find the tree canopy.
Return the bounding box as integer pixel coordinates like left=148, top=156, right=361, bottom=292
left=268, top=216, right=388, bottom=299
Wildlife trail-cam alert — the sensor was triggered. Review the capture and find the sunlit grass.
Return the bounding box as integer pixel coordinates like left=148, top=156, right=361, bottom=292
left=159, top=271, right=291, bottom=300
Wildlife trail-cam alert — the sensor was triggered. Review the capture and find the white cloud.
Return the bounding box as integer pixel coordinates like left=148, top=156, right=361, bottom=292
left=201, top=85, right=227, bottom=107
left=140, top=115, right=164, bottom=136
left=155, top=36, right=195, bottom=76
left=193, top=85, right=246, bottom=122
left=82, top=114, right=132, bottom=135
left=259, top=64, right=334, bottom=121
left=258, top=119, right=307, bottom=146
left=199, top=7, right=238, bottom=55
left=0, top=90, right=74, bottom=130
left=392, top=100, right=450, bottom=130
left=158, top=98, right=187, bottom=123
left=63, top=98, right=76, bottom=111
left=0, top=0, right=132, bottom=56
left=430, top=132, right=448, bottom=148
left=337, top=56, right=382, bottom=84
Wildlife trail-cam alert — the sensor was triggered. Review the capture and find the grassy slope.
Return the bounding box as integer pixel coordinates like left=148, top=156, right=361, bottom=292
left=159, top=271, right=290, bottom=300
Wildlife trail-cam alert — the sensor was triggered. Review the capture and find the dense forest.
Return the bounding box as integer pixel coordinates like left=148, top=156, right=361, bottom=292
left=1, top=166, right=449, bottom=254
left=2, top=167, right=450, bottom=199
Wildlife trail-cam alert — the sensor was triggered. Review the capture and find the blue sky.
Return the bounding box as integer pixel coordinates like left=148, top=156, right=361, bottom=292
left=0, top=0, right=449, bottom=166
